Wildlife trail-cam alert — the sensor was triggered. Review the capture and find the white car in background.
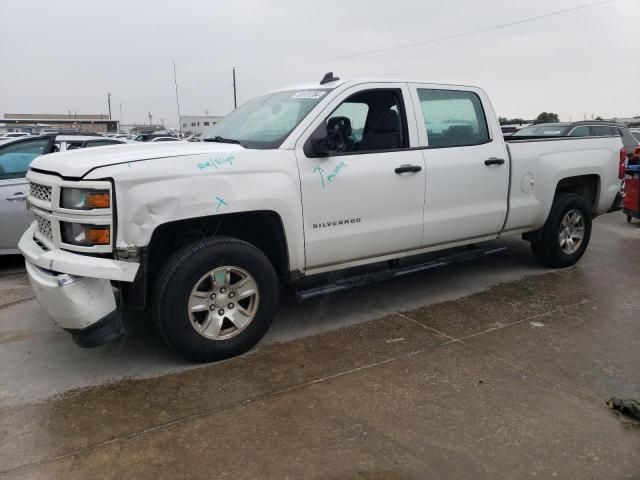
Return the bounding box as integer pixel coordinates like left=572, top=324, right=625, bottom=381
left=149, top=136, right=181, bottom=142
left=53, top=135, right=127, bottom=152
left=114, top=134, right=137, bottom=141
left=0, top=132, right=31, bottom=140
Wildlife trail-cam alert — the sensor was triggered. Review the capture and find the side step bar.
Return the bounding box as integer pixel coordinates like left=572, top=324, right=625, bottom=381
left=295, top=245, right=509, bottom=301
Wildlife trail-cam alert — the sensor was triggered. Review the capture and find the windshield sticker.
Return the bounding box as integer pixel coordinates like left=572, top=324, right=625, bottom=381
left=291, top=91, right=326, bottom=99
left=197, top=154, right=235, bottom=171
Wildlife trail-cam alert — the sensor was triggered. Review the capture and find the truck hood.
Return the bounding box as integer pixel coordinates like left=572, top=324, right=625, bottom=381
left=30, top=142, right=245, bottom=178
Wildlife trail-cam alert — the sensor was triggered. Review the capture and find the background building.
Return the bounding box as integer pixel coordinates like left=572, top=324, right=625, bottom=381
left=1, top=113, right=118, bottom=133
left=180, top=115, right=223, bottom=135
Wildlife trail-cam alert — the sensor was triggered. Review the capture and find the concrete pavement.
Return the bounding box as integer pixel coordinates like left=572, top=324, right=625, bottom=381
left=0, top=213, right=639, bottom=479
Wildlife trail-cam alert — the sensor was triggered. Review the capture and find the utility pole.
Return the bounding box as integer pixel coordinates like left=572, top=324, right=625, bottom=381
left=107, top=93, right=112, bottom=119
left=148, top=112, right=153, bottom=125
left=119, top=102, right=123, bottom=133
left=173, top=60, right=182, bottom=133
left=232, top=67, right=237, bottom=109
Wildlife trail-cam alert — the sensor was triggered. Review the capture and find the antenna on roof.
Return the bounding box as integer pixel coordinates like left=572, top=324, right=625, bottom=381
left=320, top=72, right=340, bottom=85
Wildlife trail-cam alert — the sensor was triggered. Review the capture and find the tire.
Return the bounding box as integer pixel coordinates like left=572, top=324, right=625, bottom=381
left=530, top=193, right=592, bottom=268
left=152, top=237, right=279, bottom=362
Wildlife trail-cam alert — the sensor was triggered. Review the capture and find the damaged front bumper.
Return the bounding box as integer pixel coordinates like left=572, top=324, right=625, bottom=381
left=19, top=224, right=140, bottom=346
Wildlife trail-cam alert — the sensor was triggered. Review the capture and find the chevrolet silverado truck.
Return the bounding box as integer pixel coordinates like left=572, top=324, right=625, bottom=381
left=19, top=74, right=625, bottom=361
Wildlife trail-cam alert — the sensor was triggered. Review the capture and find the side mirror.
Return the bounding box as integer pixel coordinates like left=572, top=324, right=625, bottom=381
left=304, top=116, right=352, bottom=158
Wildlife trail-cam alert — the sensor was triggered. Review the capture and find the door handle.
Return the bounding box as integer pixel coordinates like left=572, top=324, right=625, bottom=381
left=485, top=157, right=505, bottom=166
left=395, top=164, right=422, bottom=174
left=6, top=192, right=27, bottom=201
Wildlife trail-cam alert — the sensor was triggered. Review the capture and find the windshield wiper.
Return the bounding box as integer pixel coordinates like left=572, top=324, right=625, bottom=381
left=205, top=136, right=244, bottom=146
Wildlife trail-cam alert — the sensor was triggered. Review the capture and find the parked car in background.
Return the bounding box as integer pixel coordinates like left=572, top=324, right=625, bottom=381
left=0, top=135, right=56, bottom=254
left=0, top=132, right=31, bottom=140
left=53, top=135, right=127, bottom=152
left=133, top=133, right=177, bottom=142
left=0, top=135, right=127, bottom=254
left=114, top=134, right=136, bottom=141
left=500, top=124, right=530, bottom=137
left=630, top=129, right=640, bottom=142
left=185, top=134, right=204, bottom=142
left=149, top=136, right=181, bottom=142
left=513, top=121, right=640, bottom=160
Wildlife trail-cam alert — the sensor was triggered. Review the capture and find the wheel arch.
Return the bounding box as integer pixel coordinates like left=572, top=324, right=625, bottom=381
left=120, top=211, right=290, bottom=311
left=147, top=210, right=290, bottom=279
left=554, top=174, right=601, bottom=214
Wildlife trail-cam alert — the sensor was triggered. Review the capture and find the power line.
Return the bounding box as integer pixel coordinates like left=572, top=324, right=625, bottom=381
left=238, top=0, right=615, bottom=69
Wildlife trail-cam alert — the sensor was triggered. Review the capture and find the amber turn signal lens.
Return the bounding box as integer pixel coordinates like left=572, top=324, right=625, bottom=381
left=88, top=227, right=110, bottom=245
left=87, top=192, right=111, bottom=209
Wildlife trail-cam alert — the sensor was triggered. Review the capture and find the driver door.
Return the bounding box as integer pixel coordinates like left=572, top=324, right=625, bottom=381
left=295, top=83, right=426, bottom=270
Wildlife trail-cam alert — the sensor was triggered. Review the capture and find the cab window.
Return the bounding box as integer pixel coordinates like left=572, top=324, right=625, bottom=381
left=322, top=89, right=408, bottom=154
left=417, top=89, right=490, bottom=147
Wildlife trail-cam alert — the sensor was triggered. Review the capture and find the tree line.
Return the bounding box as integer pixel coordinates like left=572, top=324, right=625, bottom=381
left=499, top=112, right=560, bottom=125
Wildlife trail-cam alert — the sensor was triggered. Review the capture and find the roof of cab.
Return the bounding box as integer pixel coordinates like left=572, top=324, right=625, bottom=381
left=268, top=78, right=487, bottom=95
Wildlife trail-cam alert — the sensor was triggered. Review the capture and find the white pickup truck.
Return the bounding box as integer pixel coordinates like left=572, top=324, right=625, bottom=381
left=19, top=74, right=625, bottom=361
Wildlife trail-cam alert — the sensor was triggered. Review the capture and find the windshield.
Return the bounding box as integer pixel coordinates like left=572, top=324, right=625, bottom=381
left=512, top=124, right=570, bottom=136
left=202, top=89, right=331, bottom=149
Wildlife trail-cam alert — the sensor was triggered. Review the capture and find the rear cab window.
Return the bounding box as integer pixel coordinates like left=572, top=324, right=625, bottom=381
left=415, top=89, right=490, bottom=147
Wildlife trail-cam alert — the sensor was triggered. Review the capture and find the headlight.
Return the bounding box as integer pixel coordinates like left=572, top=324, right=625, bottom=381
left=61, top=222, right=111, bottom=246
left=60, top=188, right=110, bottom=209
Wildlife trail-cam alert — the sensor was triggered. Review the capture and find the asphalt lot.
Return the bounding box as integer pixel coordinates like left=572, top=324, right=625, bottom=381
left=0, top=213, right=639, bottom=479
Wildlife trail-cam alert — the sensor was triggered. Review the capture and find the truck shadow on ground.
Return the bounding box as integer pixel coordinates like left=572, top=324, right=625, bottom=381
left=111, top=238, right=544, bottom=365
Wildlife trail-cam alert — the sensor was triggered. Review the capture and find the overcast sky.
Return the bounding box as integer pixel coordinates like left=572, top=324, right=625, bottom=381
left=1, top=0, right=638, bottom=128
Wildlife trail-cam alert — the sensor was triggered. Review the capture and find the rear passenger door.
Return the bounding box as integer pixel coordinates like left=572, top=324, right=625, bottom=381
left=409, top=85, right=509, bottom=246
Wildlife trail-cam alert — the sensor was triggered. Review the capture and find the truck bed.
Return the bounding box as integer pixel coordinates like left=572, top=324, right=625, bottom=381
left=502, top=135, right=622, bottom=234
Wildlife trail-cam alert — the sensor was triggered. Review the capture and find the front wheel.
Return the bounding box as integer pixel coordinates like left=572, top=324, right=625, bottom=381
left=152, top=237, right=279, bottom=362
left=530, top=193, right=592, bottom=268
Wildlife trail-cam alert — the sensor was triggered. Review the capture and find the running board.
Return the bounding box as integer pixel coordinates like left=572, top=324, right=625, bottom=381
left=294, top=245, right=509, bottom=301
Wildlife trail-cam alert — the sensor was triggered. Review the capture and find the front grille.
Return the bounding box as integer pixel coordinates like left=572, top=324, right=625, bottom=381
left=30, top=183, right=52, bottom=203
left=35, top=214, right=53, bottom=241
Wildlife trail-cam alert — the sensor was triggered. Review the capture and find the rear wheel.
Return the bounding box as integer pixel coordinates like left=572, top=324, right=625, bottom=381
left=530, top=193, right=592, bottom=268
left=152, top=237, right=279, bottom=362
